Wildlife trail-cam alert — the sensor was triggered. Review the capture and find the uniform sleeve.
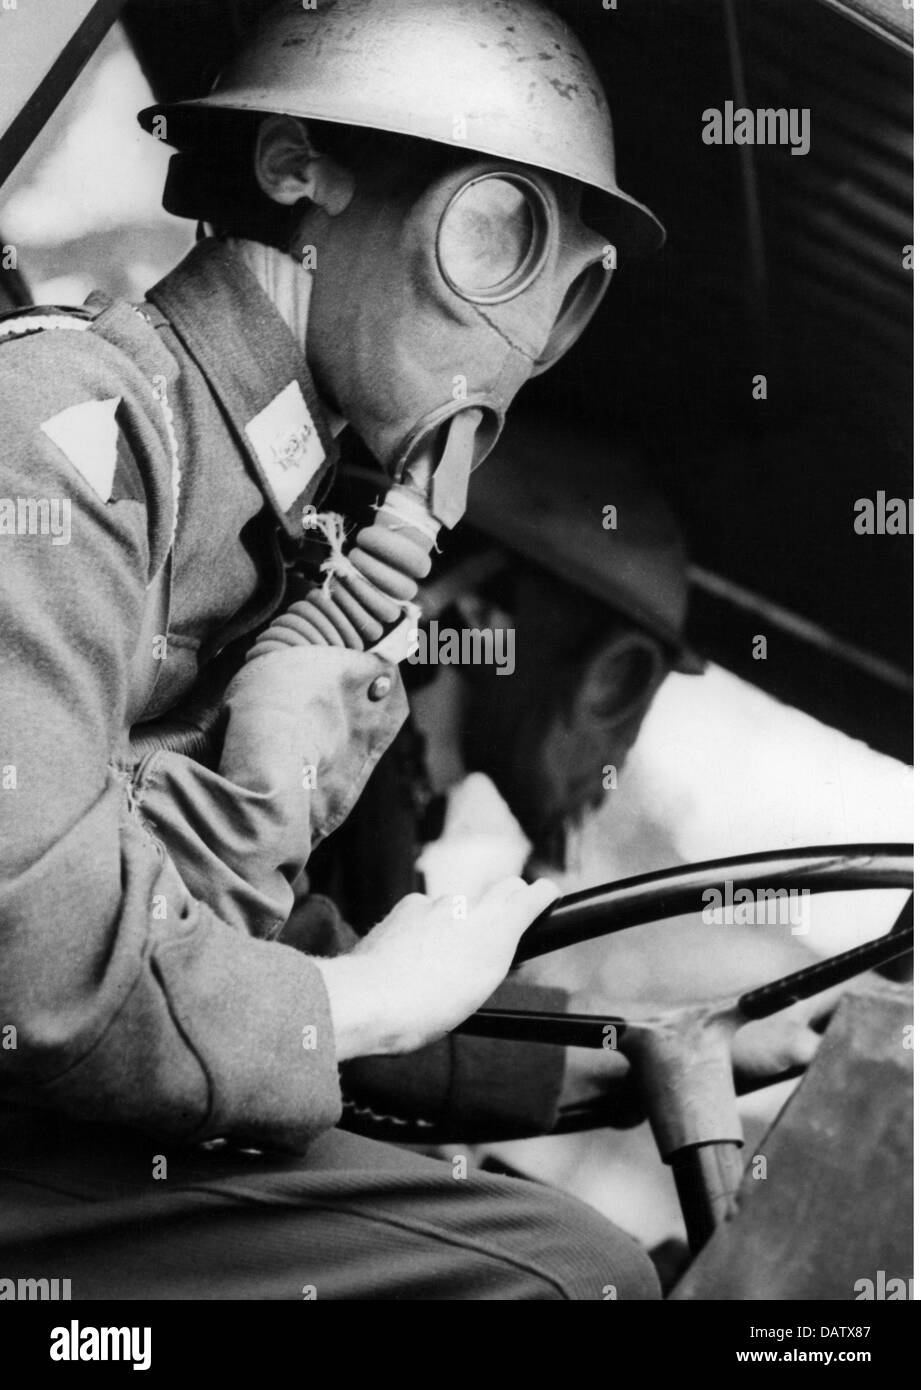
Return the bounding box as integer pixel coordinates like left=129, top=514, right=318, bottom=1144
left=136, top=647, right=408, bottom=942
left=340, top=979, right=569, bottom=1141
left=0, top=339, right=398, bottom=1153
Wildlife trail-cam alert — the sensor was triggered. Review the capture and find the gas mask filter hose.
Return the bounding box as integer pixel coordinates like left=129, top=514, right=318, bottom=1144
left=246, top=484, right=440, bottom=663
left=247, top=411, right=482, bottom=663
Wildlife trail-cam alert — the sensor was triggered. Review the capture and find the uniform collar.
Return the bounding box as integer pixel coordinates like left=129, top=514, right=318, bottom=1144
left=147, top=237, right=338, bottom=539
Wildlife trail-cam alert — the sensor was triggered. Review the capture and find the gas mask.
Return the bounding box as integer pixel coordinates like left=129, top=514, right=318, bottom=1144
left=249, top=155, right=613, bottom=665
left=308, top=155, right=611, bottom=518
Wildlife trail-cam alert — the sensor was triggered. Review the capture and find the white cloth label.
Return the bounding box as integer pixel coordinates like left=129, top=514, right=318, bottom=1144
left=244, top=381, right=326, bottom=513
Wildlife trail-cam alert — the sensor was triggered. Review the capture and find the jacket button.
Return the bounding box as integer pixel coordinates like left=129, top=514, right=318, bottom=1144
left=368, top=674, right=392, bottom=701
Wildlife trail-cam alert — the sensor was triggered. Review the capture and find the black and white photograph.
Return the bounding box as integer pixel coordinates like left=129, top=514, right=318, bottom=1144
left=0, top=0, right=914, bottom=1344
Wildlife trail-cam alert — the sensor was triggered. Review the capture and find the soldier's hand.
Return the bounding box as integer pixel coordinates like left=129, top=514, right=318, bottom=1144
left=315, top=878, right=559, bottom=1061
left=558, top=984, right=844, bottom=1125
left=730, top=984, right=842, bottom=1083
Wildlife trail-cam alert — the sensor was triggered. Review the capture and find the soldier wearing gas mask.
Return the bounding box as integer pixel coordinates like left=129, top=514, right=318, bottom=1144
left=0, top=0, right=834, bottom=1308
left=0, top=0, right=670, bottom=1302
left=0, top=0, right=830, bottom=1302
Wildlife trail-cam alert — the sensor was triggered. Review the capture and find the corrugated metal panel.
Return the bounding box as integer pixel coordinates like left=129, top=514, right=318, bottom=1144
left=743, top=0, right=912, bottom=380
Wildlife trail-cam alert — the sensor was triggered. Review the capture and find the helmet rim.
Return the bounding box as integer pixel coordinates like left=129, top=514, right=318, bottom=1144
left=139, top=95, right=665, bottom=254
left=138, top=0, right=665, bottom=255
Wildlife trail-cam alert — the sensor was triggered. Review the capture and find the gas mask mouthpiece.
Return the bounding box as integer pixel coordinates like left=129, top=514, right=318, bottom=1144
left=249, top=160, right=612, bottom=667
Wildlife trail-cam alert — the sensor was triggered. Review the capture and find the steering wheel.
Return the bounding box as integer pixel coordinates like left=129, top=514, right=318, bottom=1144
left=457, top=843, right=913, bottom=1251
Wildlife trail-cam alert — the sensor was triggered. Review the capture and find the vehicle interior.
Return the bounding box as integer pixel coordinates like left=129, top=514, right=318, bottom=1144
left=0, top=0, right=912, bottom=1298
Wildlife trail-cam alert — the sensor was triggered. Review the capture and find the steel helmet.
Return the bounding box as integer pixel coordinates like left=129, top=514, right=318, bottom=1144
left=138, top=0, right=665, bottom=254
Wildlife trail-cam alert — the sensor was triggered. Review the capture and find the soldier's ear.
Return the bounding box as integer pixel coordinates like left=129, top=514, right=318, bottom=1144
left=254, top=114, right=355, bottom=216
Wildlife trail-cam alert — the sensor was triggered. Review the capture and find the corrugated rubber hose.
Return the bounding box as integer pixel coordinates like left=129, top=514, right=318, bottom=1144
left=247, top=484, right=440, bottom=661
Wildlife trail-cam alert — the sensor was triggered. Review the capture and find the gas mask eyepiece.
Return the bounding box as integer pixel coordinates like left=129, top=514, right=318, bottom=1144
left=533, top=258, right=610, bottom=374
left=437, top=169, right=611, bottom=374
left=437, top=173, right=552, bottom=304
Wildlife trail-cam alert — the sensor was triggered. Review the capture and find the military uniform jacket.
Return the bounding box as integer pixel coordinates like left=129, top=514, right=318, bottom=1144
left=0, top=239, right=565, bottom=1155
